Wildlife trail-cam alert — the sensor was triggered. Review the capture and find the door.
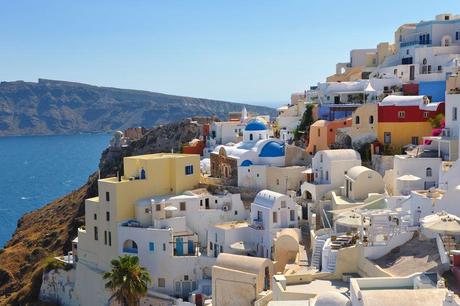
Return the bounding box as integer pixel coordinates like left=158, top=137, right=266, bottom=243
left=410, top=65, right=415, bottom=81
left=176, top=237, right=184, bottom=256
left=182, top=281, right=192, bottom=299
left=188, top=240, right=194, bottom=255
left=205, top=198, right=210, bottom=209
left=280, top=210, right=288, bottom=227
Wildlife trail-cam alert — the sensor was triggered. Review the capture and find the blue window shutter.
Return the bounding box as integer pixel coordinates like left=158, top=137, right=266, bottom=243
left=149, top=242, right=155, bottom=251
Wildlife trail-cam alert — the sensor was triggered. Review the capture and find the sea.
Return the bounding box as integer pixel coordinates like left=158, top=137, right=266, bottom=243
left=0, top=134, right=112, bottom=247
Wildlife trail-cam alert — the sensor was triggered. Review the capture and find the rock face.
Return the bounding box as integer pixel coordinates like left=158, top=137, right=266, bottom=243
left=0, top=79, right=276, bottom=136
left=0, top=119, right=207, bottom=305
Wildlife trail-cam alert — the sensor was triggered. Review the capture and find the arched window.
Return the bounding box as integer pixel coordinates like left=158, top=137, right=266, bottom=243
left=123, top=239, right=138, bottom=254
left=355, top=116, right=360, bottom=124
left=369, top=115, right=374, bottom=124
left=426, top=167, right=432, bottom=177
left=250, top=134, right=253, bottom=141
left=422, top=58, right=427, bottom=65
left=140, top=168, right=146, bottom=180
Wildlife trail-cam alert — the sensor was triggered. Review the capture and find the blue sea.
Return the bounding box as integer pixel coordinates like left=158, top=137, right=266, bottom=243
left=0, top=134, right=111, bottom=247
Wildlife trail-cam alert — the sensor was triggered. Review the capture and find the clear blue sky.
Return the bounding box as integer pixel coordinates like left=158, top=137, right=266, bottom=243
left=1, top=1, right=458, bottom=106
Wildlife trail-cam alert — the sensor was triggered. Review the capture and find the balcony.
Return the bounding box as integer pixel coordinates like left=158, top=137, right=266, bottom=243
left=400, top=39, right=431, bottom=48
left=251, top=219, right=264, bottom=230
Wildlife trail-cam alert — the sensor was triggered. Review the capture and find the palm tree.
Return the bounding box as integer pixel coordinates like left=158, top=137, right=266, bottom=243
left=103, top=255, right=151, bottom=306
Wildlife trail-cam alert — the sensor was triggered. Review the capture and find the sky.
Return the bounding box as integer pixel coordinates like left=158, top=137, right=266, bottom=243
left=1, top=1, right=459, bottom=106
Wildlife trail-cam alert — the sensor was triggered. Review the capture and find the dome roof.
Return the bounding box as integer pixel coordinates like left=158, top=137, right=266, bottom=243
left=240, top=160, right=253, bottom=167
left=259, top=141, right=285, bottom=157
left=245, top=119, right=267, bottom=131
left=314, top=292, right=350, bottom=306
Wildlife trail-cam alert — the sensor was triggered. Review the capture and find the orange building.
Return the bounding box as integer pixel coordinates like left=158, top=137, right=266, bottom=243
left=306, top=118, right=352, bottom=155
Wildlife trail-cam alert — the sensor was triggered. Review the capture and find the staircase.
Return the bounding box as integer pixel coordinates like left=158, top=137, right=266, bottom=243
left=311, top=235, right=327, bottom=269
left=325, top=250, right=338, bottom=272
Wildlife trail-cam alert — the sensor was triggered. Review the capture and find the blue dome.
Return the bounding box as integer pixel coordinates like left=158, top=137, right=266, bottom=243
left=240, top=160, right=253, bottom=167
left=245, top=119, right=267, bottom=131
left=259, top=141, right=285, bottom=157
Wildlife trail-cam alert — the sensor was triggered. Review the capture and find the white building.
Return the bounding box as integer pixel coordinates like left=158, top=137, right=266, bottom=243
left=207, top=190, right=299, bottom=261
left=384, top=154, right=441, bottom=195
left=301, top=149, right=361, bottom=202
left=276, top=92, right=307, bottom=142
left=117, top=188, right=249, bottom=298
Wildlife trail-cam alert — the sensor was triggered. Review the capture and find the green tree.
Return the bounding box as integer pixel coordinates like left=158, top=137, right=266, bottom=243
left=428, top=113, right=444, bottom=128
left=295, top=103, right=316, bottom=140
left=103, top=255, right=151, bottom=306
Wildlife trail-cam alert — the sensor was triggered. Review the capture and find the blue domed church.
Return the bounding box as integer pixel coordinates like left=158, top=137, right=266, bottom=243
left=210, top=118, right=286, bottom=183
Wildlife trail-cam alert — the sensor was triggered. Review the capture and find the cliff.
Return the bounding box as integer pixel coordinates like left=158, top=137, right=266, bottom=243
left=0, top=119, right=206, bottom=305
left=0, top=79, right=276, bottom=136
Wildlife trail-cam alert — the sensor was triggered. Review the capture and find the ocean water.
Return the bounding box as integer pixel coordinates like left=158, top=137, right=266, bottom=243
left=0, top=134, right=111, bottom=247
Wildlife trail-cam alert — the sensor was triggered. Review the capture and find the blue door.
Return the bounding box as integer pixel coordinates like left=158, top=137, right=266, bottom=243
left=188, top=240, right=194, bottom=255
left=176, top=237, right=183, bottom=256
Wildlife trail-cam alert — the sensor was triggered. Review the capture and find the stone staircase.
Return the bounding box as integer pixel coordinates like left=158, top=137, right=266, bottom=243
left=325, top=249, right=338, bottom=272
left=311, top=235, right=327, bottom=269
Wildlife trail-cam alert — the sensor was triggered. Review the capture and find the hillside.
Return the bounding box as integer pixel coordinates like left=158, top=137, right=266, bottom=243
left=0, top=79, right=276, bottom=136
left=0, top=119, right=207, bottom=305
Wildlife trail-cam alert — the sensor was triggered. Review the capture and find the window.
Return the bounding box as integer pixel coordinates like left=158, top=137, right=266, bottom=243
left=158, top=278, right=165, bottom=288
left=411, top=136, right=419, bottom=145
left=423, top=112, right=429, bottom=118
left=234, top=210, right=238, bottom=215
left=453, top=107, right=458, bottom=121
left=220, top=245, right=223, bottom=253
left=250, top=134, right=253, bottom=141
left=185, top=165, right=194, bottom=175
left=209, top=242, right=213, bottom=250
left=184, top=275, right=189, bottom=281
left=398, top=111, right=405, bottom=119
left=438, top=65, right=442, bottom=72
left=94, top=226, right=98, bottom=241
left=259, top=134, right=262, bottom=140
left=384, top=132, right=391, bottom=144
left=320, top=154, right=323, bottom=162
left=349, top=182, right=353, bottom=192
left=105, top=192, right=110, bottom=202
left=273, top=212, right=278, bottom=223
left=426, top=167, right=432, bottom=177
left=317, top=128, right=320, bottom=137
left=156, top=204, right=161, bottom=211
left=355, top=116, right=360, bottom=124
left=393, top=69, right=397, bottom=75
left=149, top=242, right=155, bottom=252
left=93, top=213, right=97, bottom=220
left=104, top=231, right=107, bottom=245
left=290, top=210, right=295, bottom=221
left=108, top=231, right=112, bottom=246
left=456, top=32, right=460, bottom=41
left=200, top=200, right=203, bottom=206
left=163, top=243, right=166, bottom=251
left=369, top=115, right=374, bottom=124
left=106, top=211, right=110, bottom=221
left=281, top=200, right=286, bottom=208
left=180, top=202, right=186, bottom=211
left=276, top=179, right=280, bottom=185
left=326, top=171, right=329, bottom=181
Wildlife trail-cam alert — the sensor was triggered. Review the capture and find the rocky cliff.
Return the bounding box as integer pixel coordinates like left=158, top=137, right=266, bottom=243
left=0, top=79, right=276, bottom=136
left=0, top=119, right=206, bottom=305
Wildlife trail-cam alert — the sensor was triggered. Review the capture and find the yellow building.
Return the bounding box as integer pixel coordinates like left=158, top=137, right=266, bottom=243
left=77, top=153, right=200, bottom=270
